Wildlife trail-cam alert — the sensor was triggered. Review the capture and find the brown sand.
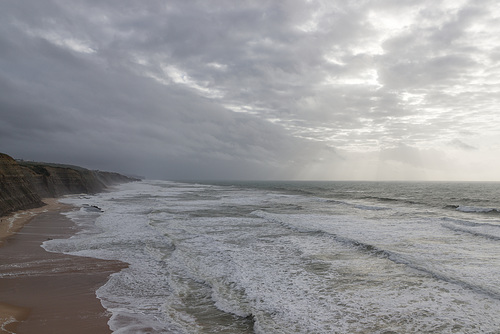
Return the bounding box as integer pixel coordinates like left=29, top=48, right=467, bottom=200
left=0, top=198, right=67, bottom=247
left=0, top=303, right=29, bottom=334
left=0, top=201, right=128, bottom=333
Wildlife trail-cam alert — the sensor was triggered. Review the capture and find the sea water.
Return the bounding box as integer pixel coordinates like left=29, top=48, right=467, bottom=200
left=43, top=180, right=500, bottom=333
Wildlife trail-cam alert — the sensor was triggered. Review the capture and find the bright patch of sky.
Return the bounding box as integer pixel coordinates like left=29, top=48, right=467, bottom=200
left=1, top=0, right=499, bottom=180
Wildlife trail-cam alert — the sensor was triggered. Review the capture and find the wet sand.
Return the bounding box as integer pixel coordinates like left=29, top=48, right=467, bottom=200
left=0, top=199, right=65, bottom=247
left=0, top=202, right=127, bottom=333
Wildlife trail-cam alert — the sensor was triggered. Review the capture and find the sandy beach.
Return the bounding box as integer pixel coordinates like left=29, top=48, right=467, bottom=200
left=0, top=200, right=127, bottom=334
left=0, top=199, right=65, bottom=247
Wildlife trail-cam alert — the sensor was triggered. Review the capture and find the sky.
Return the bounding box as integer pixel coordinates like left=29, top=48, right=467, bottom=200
left=1, top=0, right=499, bottom=181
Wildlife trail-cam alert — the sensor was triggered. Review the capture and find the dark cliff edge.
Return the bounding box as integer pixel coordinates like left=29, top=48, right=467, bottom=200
left=0, top=153, right=140, bottom=217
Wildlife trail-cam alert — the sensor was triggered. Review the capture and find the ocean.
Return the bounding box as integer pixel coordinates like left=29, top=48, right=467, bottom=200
left=44, top=180, right=500, bottom=333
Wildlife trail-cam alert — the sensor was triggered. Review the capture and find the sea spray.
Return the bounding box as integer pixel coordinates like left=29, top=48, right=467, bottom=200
left=43, top=180, right=500, bottom=333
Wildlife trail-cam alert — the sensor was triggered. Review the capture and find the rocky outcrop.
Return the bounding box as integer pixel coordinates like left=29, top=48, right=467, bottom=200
left=0, top=153, right=139, bottom=217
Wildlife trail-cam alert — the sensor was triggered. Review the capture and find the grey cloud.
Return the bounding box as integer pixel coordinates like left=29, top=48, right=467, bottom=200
left=0, top=18, right=300, bottom=179
left=1, top=0, right=499, bottom=180
left=378, top=55, right=476, bottom=89
left=449, top=139, right=477, bottom=151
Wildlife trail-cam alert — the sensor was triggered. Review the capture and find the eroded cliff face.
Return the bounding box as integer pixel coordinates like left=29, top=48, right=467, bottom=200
left=0, top=153, right=138, bottom=216
left=0, top=153, right=44, bottom=216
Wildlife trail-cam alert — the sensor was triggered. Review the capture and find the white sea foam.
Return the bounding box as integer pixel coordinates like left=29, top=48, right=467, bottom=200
left=42, top=180, right=500, bottom=333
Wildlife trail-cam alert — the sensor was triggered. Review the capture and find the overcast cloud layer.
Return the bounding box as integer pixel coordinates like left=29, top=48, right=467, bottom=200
left=1, top=0, right=499, bottom=180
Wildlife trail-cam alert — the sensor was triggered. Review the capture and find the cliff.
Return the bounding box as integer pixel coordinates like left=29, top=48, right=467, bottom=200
left=0, top=154, right=44, bottom=216
left=0, top=153, right=139, bottom=217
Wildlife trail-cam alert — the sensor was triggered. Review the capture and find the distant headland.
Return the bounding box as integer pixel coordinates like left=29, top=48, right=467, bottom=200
left=0, top=152, right=139, bottom=217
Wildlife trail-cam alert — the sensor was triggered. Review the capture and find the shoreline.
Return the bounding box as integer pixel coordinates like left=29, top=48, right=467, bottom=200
left=0, top=198, right=67, bottom=248
left=0, top=199, right=128, bottom=333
